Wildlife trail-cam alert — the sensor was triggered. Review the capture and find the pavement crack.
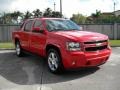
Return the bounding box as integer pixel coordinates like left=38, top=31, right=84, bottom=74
left=40, top=60, right=45, bottom=90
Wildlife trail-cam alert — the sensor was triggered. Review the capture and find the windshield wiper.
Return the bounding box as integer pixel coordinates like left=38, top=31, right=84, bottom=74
left=49, top=29, right=79, bottom=32
left=55, top=29, right=65, bottom=31
left=71, top=29, right=78, bottom=30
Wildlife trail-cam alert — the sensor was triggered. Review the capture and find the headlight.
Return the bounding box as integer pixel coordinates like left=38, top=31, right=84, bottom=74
left=66, top=42, right=81, bottom=51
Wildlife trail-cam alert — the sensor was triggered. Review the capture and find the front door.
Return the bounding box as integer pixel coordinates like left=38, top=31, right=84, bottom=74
left=30, top=19, right=46, bottom=56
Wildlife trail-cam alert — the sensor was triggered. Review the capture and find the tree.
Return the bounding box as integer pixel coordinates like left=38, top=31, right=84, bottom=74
left=70, top=13, right=86, bottom=24
left=0, top=8, right=65, bottom=24
left=0, top=13, right=3, bottom=24
left=11, top=11, right=23, bottom=24
left=91, top=10, right=101, bottom=23
left=100, top=14, right=115, bottom=23
left=33, top=9, right=42, bottom=18
left=51, top=11, right=62, bottom=18
left=24, top=11, right=33, bottom=20
left=0, top=12, right=12, bottom=24
left=92, top=10, right=101, bottom=18
left=43, top=8, right=52, bottom=17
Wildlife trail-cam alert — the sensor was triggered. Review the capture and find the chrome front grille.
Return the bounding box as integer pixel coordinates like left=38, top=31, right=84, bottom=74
left=84, top=40, right=108, bottom=52
left=84, top=40, right=107, bottom=44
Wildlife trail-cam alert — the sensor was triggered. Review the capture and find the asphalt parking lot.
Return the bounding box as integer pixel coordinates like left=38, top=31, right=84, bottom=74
left=0, top=47, right=120, bottom=90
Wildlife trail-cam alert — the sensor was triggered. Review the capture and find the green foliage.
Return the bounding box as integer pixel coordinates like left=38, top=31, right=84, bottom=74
left=100, top=15, right=115, bottom=23
left=0, top=8, right=63, bottom=24
left=86, top=10, right=120, bottom=24
left=91, top=10, right=101, bottom=18
left=24, top=11, right=33, bottom=19
left=43, top=8, right=52, bottom=17
left=11, top=11, right=23, bottom=23
left=1, top=8, right=120, bottom=24
left=70, top=13, right=86, bottom=24
left=1, top=13, right=12, bottom=24
left=87, top=10, right=120, bottom=24
left=0, top=43, right=14, bottom=49
left=51, top=11, right=62, bottom=18
left=33, top=9, right=42, bottom=18
left=110, top=40, right=120, bottom=47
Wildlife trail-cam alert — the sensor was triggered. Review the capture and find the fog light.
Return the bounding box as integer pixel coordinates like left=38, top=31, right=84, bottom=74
left=72, top=61, right=76, bottom=65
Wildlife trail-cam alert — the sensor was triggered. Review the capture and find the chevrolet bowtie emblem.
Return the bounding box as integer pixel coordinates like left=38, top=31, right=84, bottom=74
left=96, top=43, right=102, bottom=46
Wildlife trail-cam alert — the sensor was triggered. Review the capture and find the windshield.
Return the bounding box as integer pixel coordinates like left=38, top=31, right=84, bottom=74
left=46, top=19, right=80, bottom=31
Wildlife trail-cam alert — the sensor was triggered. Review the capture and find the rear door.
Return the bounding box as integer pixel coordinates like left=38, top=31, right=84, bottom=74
left=20, top=20, right=34, bottom=51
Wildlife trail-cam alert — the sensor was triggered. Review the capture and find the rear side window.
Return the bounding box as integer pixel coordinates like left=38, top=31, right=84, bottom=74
left=24, top=20, right=33, bottom=32
left=34, top=20, right=42, bottom=27
left=34, top=20, right=43, bottom=29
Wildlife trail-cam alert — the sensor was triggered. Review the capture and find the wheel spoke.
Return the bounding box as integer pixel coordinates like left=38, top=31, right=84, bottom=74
left=48, top=57, right=52, bottom=62
left=54, top=62, right=58, bottom=69
left=48, top=51, right=59, bottom=71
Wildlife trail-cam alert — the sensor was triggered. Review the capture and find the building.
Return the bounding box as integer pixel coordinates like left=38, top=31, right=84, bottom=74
left=99, top=10, right=120, bottom=17
left=114, top=10, right=120, bottom=16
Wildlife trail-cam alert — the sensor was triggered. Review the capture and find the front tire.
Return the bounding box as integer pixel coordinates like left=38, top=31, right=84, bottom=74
left=47, top=49, right=63, bottom=74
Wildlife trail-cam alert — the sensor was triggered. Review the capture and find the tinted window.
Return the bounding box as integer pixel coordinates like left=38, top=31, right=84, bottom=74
left=46, top=19, right=80, bottom=31
left=34, top=20, right=42, bottom=27
left=34, top=20, right=43, bottom=29
left=24, top=20, right=33, bottom=31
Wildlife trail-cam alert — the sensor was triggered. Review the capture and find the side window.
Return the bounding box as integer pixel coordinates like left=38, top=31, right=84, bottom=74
left=34, top=20, right=43, bottom=29
left=24, top=20, right=33, bottom=32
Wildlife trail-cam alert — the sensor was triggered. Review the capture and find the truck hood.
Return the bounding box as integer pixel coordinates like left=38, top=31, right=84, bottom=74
left=54, top=31, right=108, bottom=42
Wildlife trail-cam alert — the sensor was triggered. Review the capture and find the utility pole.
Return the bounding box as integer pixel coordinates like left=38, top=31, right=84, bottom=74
left=54, top=2, right=56, bottom=12
left=112, top=0, right=117, bottom=40
left=112, top=0, right=117, bottom=16
left=60, top=0, right=62, bottom=17
left=114, top=2, right=116, bottom=16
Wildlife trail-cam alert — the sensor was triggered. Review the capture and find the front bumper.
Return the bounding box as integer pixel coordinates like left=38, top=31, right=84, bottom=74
left=61, top=48, right=111, bottom=69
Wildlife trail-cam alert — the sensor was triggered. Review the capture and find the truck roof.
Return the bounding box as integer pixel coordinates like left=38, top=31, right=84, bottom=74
left=26, top=17, right=66, bottom=21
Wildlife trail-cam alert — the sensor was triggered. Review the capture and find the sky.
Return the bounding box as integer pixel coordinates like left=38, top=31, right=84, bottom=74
left=0, top=0, right=120, bottom=18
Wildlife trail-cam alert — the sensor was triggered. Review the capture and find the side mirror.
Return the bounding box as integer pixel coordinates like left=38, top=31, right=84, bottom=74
left=80, top=27, right=83, bottom=30
left=32, top=27, right=44, bottom=33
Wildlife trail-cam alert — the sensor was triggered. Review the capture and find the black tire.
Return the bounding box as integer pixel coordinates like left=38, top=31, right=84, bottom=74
left=47, top=49, right=64, bottom=74
left=15, top=41, right=24, bottom=57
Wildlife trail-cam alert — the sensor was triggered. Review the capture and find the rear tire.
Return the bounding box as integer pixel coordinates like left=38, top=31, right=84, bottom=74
left=15, top=41, right=24, bottom=57
left=47, top=49, right=64, bottom=74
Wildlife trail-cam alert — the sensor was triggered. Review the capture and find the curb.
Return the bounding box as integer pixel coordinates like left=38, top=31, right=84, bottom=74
left=0, top=48, right=15, bottom=50
left=111, top=46, right=120, bottom=47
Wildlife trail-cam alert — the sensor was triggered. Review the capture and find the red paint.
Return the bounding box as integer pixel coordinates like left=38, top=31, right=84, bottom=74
left=12, top=18, right=111, bottom=69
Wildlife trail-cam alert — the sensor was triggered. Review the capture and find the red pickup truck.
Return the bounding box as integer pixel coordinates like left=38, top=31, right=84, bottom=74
left=12, top=18, right=111, bottom=73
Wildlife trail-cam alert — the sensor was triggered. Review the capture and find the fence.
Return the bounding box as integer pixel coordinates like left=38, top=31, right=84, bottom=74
left=0, top=25, right=19, bottom=42
left=80, top=23, right=120, bottom=40
left=0, top=23, right=120, bottom=42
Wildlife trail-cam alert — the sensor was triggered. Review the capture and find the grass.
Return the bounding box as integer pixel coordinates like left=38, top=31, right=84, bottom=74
left=109, top=40, right=120, bottom=47
left=0, top=40, right=120, bottom=49
left=0, top=42, right=14, bottom=49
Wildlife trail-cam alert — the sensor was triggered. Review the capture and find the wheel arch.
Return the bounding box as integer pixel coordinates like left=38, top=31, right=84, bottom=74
left=15, top=38, right=20, bottom=44
left=46, top=44, right=61, bottom=57
left=46, top=44, right=65, bottom=73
